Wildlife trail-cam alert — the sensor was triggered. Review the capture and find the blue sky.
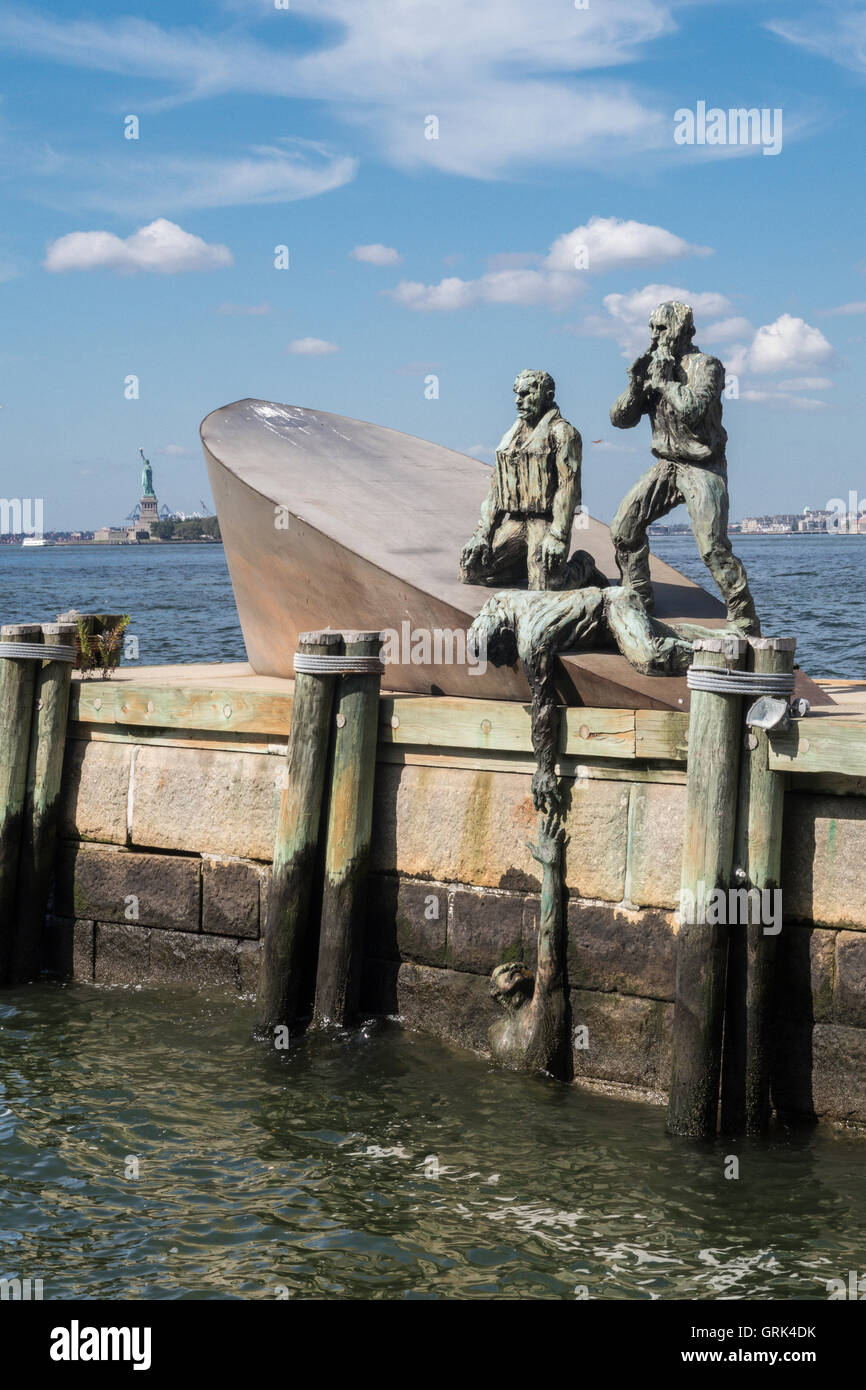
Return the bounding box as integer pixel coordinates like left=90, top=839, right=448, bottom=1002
left=1, top=0, right=866, bottom=529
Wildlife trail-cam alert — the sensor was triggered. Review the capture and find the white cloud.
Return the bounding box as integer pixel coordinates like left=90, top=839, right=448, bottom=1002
left=465, top=444, right=495, bottom=460
left=70, top=141, right=356, bottom=215
left=746, top=314, right=834, bottom=375
left=388, top=218, right=711, bottom=312
left=388, top=269, right=575, bottom=312
left=217, top=302, right=272, bottom=316
left=824, top=301, right=866, bottom=317
left=776, top=377, right=833, bottom=392
left=579, top=283, right=734, bottom=355
left=768, top=11, right=866, bottom=76
left=351, top=243, right=401, bottom=265
left=159, top=443, right=191, bottom=455
left=0, top=1, right=678, bottom=178
left=703, top=316, right=754, bottom=343
left=287, top=337, right=339, bottom=355
left=545, top=217, right=711, bottom=274
left=740, top=390, right=828, bottom=412
left=43, top=218, right=232, bottom=273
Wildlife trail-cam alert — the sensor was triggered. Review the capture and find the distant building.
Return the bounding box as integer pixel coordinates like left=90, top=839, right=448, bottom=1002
left=94, top=526, right=128, bottom=544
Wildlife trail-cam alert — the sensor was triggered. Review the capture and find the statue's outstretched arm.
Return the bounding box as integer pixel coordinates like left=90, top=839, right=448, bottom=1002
left=526, top=812, right=566, bottom=992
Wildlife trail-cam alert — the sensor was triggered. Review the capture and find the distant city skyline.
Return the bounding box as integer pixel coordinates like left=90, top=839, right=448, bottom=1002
left=2, top=1, right=866, bottom=529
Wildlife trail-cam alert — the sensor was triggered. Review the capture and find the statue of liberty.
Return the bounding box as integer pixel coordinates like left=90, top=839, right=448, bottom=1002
left=139, top=448, right=155, bottom=498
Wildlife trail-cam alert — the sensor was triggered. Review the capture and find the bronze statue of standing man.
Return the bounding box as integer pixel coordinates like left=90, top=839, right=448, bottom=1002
left=609, top=301, right=759, bottom=635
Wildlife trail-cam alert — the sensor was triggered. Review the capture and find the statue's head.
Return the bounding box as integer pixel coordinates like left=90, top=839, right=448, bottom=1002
left=469, top=598, right=518, bottom=669
left=649, top=301, right=695, bottom=356
left=513, top=369, right=555, bottom=425
left=490, top=961, right=534, bottom=1011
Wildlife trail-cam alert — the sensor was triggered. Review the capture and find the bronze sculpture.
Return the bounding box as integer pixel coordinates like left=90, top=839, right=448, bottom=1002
left=609, top=301, right=760, bottom=635
left=459, top=369, right=604, bottom=590
left=488, top=809, right=571, bottom=1081
left=469, top=584, right=711, bottom=811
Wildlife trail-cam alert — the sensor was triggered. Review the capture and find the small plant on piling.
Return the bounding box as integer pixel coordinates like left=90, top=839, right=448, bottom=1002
left=75, top=614, right=131, bottom=680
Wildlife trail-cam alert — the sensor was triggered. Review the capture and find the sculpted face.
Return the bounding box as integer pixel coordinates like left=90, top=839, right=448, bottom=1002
left=649, top=302, right=693, bottom=358
left=513, top=372, right=552, bottom=426
left=490, top=963, right=533, bottom=1009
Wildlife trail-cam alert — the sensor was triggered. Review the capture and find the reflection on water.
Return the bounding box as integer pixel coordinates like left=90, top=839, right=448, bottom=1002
left=0, top=983, right=863, bottom=1300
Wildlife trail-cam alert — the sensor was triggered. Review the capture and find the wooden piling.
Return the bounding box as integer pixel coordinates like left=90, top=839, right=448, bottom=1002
left=0, top=624, right=43, bottom=984
left=10, top=622, right=77, bottom=984
left=257, top=631, right=344, bottom=1035
left=667, top=636, right=747, bottom=1138
left=721, top=637, right=796, bottom=1135
left=313, top=630, right=383, bottom=1028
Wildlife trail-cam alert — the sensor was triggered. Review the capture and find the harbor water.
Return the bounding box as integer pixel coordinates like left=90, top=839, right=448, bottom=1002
left=1, top=534, right=863, bottom=678
left=1, top=983, right=863, bottom=1301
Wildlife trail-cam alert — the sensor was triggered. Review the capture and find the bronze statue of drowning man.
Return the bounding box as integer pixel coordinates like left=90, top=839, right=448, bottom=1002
left=609, top=301, right=760, bottom=635
left=460, top=369, right=604, bottom=591
left=488, top=810, right=571, bottom=1081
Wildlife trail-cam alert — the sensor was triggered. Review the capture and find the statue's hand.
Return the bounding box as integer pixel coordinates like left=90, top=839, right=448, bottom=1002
left=527, top=808, right=566, bottom=864
left=539, top=532, right=566, bottom=576
left=627, top=351, right=651, bottom=381
left=649, top=348, right=675, bottom=388
left=460, top=535, right=491, bottom=575
left=531, top=767, right=560, bottom=815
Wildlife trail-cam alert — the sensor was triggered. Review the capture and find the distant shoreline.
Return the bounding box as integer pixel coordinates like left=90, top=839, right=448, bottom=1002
left=0, top=539, right=224, bottom=550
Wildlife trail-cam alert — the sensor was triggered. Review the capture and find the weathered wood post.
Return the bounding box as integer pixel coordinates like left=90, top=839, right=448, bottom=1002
left=313, top=630, right=383, bottom=1028
left=667, top=636, right=747, bottom=1138
left=257, top=631, right=344, bottom=1036
left=10, top=622, right=78, bottom=984
left=0, top=624, right=43, bottom=984
left=721, top=636, right=796, bottom=1134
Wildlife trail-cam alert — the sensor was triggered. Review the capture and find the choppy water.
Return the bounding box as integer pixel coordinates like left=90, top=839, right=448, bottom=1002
left=0, top=983, right=863, bottom=1301
left=653, top=534, right=866, bottom=679
left=0, top=544, right=245, bottom=667
left=0, top=535, right=859, bottom=678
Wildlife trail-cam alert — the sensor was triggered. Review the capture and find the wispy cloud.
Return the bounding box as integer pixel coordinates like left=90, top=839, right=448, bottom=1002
left=387, top=217, right=712, bottom=311
left=287, top=337, right=339, bottom=355
left=768, top=9, right=866, bottom=76
left=0, top=1, right=680, bottom=177
left=26, top=140, right=356, bottom=215
left=216, top=302, right=273, bottom=316
left=350, top=244, right=401, bottom=265
left=43, top=218, right=232, bottom=273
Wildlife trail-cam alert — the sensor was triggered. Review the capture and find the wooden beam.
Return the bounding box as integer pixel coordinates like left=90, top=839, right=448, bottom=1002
left=769, top=717, right=866, bottom=777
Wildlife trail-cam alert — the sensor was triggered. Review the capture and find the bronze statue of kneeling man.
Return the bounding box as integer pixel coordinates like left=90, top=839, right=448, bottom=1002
left=460, top=368, right=605, bottom=592
left=489, top=810, right=571, bottom=1081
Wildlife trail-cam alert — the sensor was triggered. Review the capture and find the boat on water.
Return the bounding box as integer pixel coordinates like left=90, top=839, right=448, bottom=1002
left=200, top=398, right=826, bottom=710
left=20, top=536, right=51, bottom=547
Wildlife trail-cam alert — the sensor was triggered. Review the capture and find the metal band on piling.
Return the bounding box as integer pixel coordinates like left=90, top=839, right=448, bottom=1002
left=0, top=642, right=76, bottom=662
left=687, top=667, right=794, bottom=696
left=293, top=652, right=383, bottom=675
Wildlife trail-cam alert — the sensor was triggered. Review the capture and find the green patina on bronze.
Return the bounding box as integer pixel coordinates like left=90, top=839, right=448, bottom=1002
left=609, top=300, right=760, bottom=635
left=488, top=810, right=571, bottom=1081
left=459, top=369, right=603, bottom=592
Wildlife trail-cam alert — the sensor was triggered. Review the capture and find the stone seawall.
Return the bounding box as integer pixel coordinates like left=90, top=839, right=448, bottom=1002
left=46, top=719, right=866, bottom=1125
